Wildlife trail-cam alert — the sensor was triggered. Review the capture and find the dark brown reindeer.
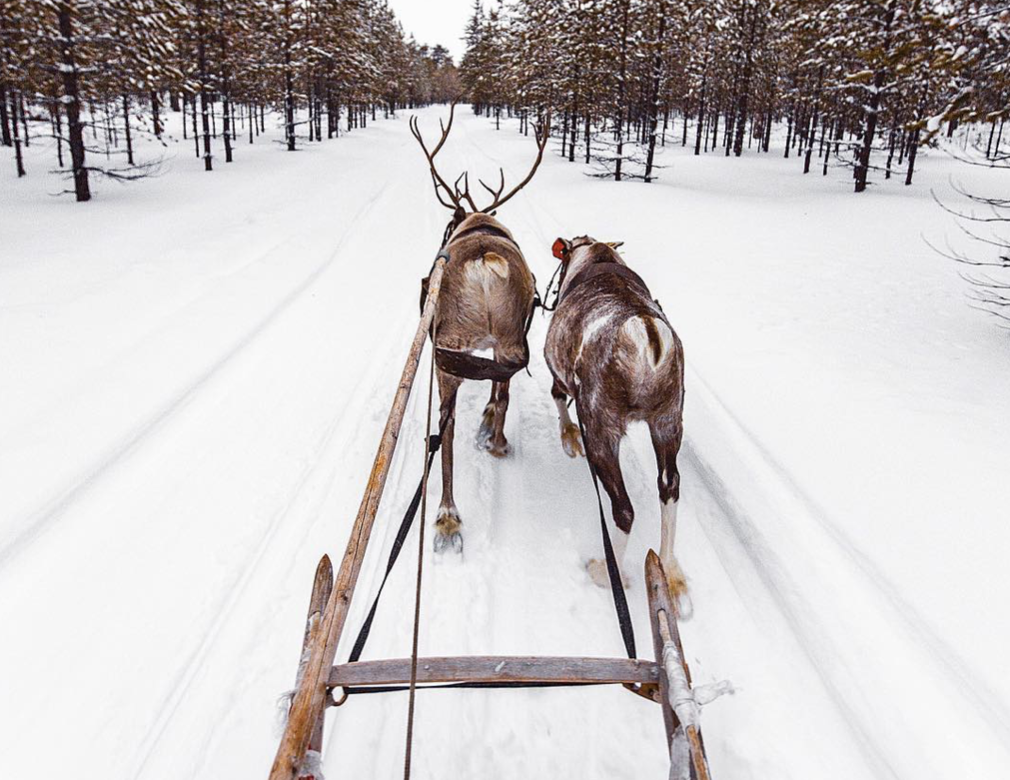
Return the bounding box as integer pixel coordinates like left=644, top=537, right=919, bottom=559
left=412, top=105, right=547, bottom=553
left=543, top=237, right=690, bottom=615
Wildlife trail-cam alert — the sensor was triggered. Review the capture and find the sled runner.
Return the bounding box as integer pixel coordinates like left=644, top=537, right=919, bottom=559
left=268, top=255, right=729, bottom=780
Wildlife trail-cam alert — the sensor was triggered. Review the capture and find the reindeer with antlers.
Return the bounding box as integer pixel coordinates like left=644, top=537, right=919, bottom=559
left=412, top=105, right=548, bottom=553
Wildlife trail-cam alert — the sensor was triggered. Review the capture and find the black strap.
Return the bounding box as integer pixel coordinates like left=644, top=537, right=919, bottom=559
left=345, top=406, right=453, bottom=670
left=575, top=397, right=638, bottom=661
left=446, top=223, right=520, bottom=248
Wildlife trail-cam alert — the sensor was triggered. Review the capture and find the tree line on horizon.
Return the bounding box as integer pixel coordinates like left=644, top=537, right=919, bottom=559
left=0, top=0, right=461, bottom=201
left=460, top=0, right=1009, bottom=191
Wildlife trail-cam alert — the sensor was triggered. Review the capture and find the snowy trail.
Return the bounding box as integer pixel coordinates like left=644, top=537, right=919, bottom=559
left=2, top=106, right=1009, bottom=780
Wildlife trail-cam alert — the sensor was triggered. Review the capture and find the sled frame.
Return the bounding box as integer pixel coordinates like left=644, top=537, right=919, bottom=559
left=268, top=256, right=712, bottom=780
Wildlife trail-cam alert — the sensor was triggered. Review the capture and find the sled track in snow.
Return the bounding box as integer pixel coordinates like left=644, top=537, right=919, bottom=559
left=0, top=182, right=393, bottom=574
left=128, top=320, right=405, bottom=780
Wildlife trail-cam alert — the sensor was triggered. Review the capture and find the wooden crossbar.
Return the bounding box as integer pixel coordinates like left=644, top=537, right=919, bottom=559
left=329, top=655, right=660, bottom=687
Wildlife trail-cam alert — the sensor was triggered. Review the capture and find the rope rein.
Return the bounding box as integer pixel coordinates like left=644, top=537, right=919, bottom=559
left=403, top=318, right=437, bottom=780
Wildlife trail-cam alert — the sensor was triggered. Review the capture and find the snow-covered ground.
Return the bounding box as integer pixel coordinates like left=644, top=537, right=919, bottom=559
left=2, top=107, right=1008, bottom=780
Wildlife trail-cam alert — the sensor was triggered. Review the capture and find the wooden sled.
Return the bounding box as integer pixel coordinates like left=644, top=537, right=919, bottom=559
left=268, top=257, right=726, bottom=779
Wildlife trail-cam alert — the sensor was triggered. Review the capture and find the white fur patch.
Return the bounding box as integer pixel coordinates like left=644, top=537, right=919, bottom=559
left=660, top=498, right=679, bottom=569
left=583, top=313, right=613, bottom=342
left=575, top=313, right=613, bottom=364
left=467, top=251, right=509, bottom=279
left=623, top=315, right=673, bottom=367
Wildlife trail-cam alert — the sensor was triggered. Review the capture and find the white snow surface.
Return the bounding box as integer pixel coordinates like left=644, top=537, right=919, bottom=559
left=2, top=107, right=1009, bottom=780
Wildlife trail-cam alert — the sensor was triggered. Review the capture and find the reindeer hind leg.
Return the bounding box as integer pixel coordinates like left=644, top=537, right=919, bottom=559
left=435, top=370, right=464, bottom=554
left=552, top=378, right=583, bottom=458
left=486, top=378, right=511, bottom=458
left=582, top=412, right=633, bottom=589
left=476, top=382, right=499, bottom=450
left=650, top=417, right=691, bottom=618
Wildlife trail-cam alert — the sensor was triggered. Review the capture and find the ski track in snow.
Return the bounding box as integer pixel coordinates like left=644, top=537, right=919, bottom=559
left=127, top=267, right=400, bottom=778
left=2, top=106, right=1008, bottom=780
left=0, top=181, right=392, bottom=574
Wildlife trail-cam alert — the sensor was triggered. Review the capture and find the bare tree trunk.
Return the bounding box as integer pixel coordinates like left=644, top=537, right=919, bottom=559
left=218, top=0, right=233, bottom=162
left=643, top=2, right=666, bottom=183
left=0, top=82, right=11, bottom=146
left=904, top=128, right=919, bottom=186
left=694, top=68, right=707, bottom=156
left=855, top=0, right=895, bottom=193
left=196, top=0, right=213, bottom=170
left=803, top=66, right=823, bottom=174
left=52, top=96, right=64, bottom=167
left=733, top=8, right=758, bottom=158
left=18, top=92, right=28, bottom=146
left=150, top=90, right=162, bottom=136
left=986, top=119, right=997, bottom=158
left=57, top=2, right=90, bottom=200
left=191, top=94, right=200, bottom=155
left=784, top=107, right=793, bottom=158
left=9, top=89, right=25, bottom=177
left=885, top=125, right=896, bottom=179
left=614, top=0, right=631, bottom=181
left=122, top=93, right=134, bottom=165
left=561, top=107, right=569, bottom=158
left=569, top=103, right=577, bottom=161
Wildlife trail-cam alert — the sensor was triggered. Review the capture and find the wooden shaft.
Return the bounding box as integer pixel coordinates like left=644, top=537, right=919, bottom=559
left=647, top=551, right=711, bottom=780
left=269, top=258, right=447, bottom=780
left=300, top=556, right=333, bottom=775
left=686, top=725, right=711, bottom=780
left=328, top=655, right=660, bottom=687
left=645, top=551, right=679, bottom=752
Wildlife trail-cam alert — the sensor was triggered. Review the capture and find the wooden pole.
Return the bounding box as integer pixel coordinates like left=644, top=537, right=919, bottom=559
left=296, top=555, right=333, bottom=777
left=646, top=551, right=680, bottom=752
left=269, top=258, right=447, bottom=780
left=646, top=551, right=712, bottom=780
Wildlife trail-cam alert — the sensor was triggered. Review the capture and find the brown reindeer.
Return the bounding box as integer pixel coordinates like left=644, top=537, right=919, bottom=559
left=412, top=106, right=547, bottom=553
left=543, top=236, right=690, bottom=615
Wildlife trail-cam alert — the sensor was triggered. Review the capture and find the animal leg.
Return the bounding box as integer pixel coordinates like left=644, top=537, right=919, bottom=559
left=476, top=382, right=498, bottom=449
left=486, top=378, right=511, bottom=458
left=552, top=378, right=583, bottom=458
left=435, top=370, right=464, bottom=554
left=582, top=414, right=633, bottom=588
left=651, top=417, right=691, bottom=618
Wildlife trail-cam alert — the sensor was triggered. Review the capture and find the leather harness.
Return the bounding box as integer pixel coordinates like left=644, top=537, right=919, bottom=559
left=558, top=260, right=652, bottom=303
left=419, top=235, right=538, bottom=383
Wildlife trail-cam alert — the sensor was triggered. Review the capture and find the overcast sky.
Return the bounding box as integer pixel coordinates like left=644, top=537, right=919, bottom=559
left=386, top=0, right=473, bottom=62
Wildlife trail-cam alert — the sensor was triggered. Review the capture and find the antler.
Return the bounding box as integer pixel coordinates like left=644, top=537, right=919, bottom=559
left=409, top=104, right=477, bottom=212
left=478, top=114, right=551, bottom=213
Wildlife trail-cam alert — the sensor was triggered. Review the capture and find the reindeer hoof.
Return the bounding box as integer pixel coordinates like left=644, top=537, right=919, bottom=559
left=434, top=530, right=463, bottom=554
left=561, top=423, right=584, bottom=458
left=485, top=438, right=511, bottom=458
left=434, top=508, right=463, bottom=554
left=586, top=558, right=629, bottom=589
